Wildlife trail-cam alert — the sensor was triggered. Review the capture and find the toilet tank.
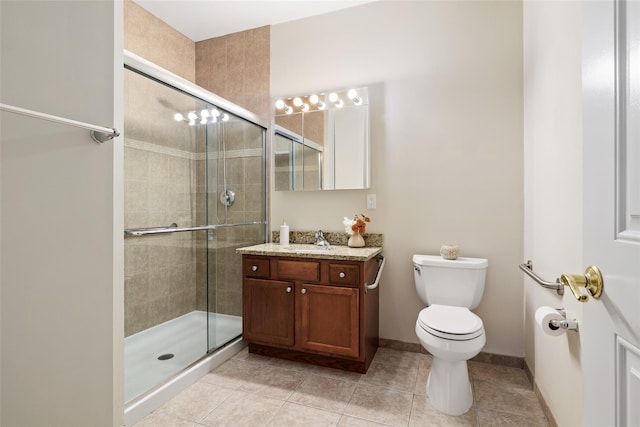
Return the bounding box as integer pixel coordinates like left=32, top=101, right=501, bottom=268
left=413, top=254, right=488, bottom=309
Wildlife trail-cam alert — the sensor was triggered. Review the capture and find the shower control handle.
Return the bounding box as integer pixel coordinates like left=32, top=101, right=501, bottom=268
left=251, top=265, right=258, bottom=272
left=301, top=288, right=307, bottom=295
left=286, top=286, right=292, bottom=293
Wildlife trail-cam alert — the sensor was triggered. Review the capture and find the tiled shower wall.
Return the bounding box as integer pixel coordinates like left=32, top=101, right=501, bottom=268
left=124, top=0, right=269, bottom=336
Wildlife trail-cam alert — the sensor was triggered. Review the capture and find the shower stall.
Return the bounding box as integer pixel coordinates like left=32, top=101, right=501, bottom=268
left=122, top=52, right=267, bottom=418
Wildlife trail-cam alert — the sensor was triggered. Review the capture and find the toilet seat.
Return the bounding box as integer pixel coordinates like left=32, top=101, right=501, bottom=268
left=417, top=304, right=484, bottom=341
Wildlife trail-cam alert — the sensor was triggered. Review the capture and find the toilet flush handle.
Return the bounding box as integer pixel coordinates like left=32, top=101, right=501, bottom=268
left=413, top=264, right=421, bottom=273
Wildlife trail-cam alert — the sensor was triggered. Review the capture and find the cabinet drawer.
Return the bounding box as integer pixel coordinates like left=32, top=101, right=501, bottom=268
left=329, top=263, right=360, bottom=285
left=244, top=257, right=270, bottom=278
left=277, top=259, right=320, bottom=282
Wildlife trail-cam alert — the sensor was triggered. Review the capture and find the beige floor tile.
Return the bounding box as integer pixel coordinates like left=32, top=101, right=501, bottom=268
left=267, top=402, right=341, bottom=426
left=138, top=348, right=553, bottom=427
left=310, top=364, right=363, bottom=383
left=269, top=356, right=317, bottom=372
left=133, top=411, right=200, bottom=426
left=477, top=408, right=549, bottom=427
left=344, top=384, right=413, bottom=427
left=199, top=358, right=263, bottom=389
left=469, top=362, right=532, bottom=390
left=337, top=415, right=394, bottom=426
left=289, top=374, right=357, bottom=413
left=153, top=381, right=233, bottom=422
left=409, top=394, right=477, bottom=427
left=200, top=390, right=283, bottom=427
left=240, top=364, right=308, bottom=399
left=474, top=379, right=546, bottom=419
left=360, top=361, right=419, bottom=392
left=372, top=347, right=425, bottom=370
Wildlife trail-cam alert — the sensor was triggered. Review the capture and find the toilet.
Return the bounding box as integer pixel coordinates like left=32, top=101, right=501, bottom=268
left=413, top=254, right=488, bottom=416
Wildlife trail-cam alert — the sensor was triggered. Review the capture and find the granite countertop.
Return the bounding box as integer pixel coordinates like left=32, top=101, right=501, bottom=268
left=236, top=243, right=383, bottom=261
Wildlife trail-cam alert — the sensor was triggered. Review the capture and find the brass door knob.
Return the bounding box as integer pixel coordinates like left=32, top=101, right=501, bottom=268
left=559, top=265, right=604, bottom=302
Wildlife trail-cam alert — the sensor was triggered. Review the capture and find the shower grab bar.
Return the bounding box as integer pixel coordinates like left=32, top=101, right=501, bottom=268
left=0, top=103, right=120, bottom=143
left=519, top=260, right=564, bottom=296
left=124, top=221, right=263, bottom=236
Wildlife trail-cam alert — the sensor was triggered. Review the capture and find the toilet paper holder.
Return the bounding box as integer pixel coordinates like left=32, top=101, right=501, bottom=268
left=548, top=308, right=579, bottom=332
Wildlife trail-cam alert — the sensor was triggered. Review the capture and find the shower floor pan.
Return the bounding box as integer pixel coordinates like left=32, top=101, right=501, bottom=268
left=124, top=310, right=242, bottom=403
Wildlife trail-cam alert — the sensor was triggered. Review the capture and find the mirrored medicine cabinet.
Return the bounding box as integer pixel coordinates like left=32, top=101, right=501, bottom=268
left=273, top=87, right=370, bottom=191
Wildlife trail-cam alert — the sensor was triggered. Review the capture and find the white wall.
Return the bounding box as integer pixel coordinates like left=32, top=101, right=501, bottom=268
left=0, top=1, right=124, bottom=425
left=523, top=1, right=583, bottom=426
left=271, top=0, right=524, bottom=355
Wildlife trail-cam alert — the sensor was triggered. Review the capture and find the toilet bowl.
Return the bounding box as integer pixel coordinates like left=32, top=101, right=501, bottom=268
left=412, top=254, right=488, bottom=416
left=415, top=304, right=485, bottom=415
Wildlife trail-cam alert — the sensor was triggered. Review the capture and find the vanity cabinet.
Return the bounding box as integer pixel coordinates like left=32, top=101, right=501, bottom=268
left=241, top=253, right=380, bottom=373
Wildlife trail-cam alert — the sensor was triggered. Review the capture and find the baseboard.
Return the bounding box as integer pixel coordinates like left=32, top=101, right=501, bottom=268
left=379, top=338, right=524, bottom=369
left=525, top=361, right=558, bottom=427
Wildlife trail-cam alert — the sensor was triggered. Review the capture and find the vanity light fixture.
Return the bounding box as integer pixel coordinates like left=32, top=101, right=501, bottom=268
left=274, top=87, right=368, bottom=115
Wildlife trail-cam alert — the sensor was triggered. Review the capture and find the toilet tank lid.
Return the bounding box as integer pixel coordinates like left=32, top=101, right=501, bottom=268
left=412, top=254, right=488, bottom=269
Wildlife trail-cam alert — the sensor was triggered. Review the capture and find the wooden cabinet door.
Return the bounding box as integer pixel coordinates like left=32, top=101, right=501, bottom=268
left=297, top=284, right=359, bottom=358
left=243, top=278, right=294, bottom=346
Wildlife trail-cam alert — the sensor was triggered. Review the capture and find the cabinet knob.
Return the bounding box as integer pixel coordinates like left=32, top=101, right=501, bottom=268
left=301, top=288, right=307, bottom=294
left=286, top=286, right=292, bottom=293
left=339, top=272, right=346, bottom=278
left=251, top=265, right=258, bottom=272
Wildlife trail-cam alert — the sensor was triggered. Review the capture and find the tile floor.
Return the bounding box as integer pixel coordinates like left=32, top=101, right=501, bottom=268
left=134, top=347, right=550, bottom=427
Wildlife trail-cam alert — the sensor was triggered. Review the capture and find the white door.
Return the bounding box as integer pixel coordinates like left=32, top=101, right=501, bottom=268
left=583, top=0, right=640, bottom=425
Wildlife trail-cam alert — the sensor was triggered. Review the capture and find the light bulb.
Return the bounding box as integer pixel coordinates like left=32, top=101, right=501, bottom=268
left=317, top=101, right=326, bottom=110
left=200, top=117, right=207, bottom=125
left=348, top=89, right=358, bottom=99
left=200, top=109, right=209, bottom=118
left=188, top=119, right=195, bottom=126
left=174, top=113, right=184, bottom=121
left=284, top=105, right=293, bottom=114
left=309, top=94, right=319, bottom=104
left=335, top=99, right=344, bottom=108
left=211, top=109, right=220, bottom=117
left=328, top=92, right=339, bottom=103
left=275, top=99, right=285, bottom=110
left=187, top=112, right=197, bottom=121
left=221, top=113, right=230, bottom=122
left=293, top=97, right=303, bottom=107
left=352, top=96, right=363, bottom=106
left=301, top=103, right=309, bottom=112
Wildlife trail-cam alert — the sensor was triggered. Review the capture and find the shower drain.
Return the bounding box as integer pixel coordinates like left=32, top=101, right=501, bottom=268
left=157, top=353, right=174, bottom=361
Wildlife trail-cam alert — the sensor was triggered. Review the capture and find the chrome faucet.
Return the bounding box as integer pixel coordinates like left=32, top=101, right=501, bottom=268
left=314, top=230, right=331, bottom=247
